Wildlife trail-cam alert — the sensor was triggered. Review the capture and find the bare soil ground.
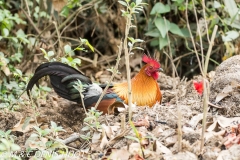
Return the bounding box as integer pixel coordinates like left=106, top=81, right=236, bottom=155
left=1, top=56, right=240, bottom=160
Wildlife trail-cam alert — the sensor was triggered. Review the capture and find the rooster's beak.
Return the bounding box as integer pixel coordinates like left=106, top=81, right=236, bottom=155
left=158, top=68, right=164, bottom=72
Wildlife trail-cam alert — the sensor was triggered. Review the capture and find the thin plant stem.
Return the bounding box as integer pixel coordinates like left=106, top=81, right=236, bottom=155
left=94, top=42, right=123, bottom=111
left=80, top=91, right=87, bottom=114
left=192, top=0, right=205, bottom=69
left=204, top=26, right=218, bottom=75
left=200, top=25, right=218, bottom=151
left=185, top=0, right=204, bottom=75
left=123, top=17, right=133, bottom=121
left=201, top=0, right=210, bottom=43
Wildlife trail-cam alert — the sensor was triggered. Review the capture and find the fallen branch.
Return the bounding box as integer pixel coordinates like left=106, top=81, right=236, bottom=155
left=61, top=133, right=80, bottom=144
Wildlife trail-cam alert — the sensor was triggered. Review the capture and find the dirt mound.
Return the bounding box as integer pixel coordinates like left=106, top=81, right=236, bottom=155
left=210, top=55, right=240, bottom=116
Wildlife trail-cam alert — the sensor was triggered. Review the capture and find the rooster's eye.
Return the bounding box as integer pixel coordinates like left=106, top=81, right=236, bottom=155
left=149, top=66, right=153, bottom=70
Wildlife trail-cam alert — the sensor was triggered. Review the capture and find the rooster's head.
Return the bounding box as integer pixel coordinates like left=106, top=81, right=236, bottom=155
left=142, top=55, right=162, bottom=80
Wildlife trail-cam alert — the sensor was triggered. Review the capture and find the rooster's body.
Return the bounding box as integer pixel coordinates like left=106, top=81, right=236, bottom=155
left=27, top=55, right=162, bottom=113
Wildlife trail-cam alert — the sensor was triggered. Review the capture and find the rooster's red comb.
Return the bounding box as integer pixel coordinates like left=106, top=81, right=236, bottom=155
left=142, top=55, right=160, bottom=68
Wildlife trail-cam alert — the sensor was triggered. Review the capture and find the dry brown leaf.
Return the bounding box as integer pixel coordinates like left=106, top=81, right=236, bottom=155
left=207, top=71, right=215, bottom=82
left=216, top=116, right=240, bottom=128
left=129, top=154, right=144, bottom=160
left=124, top=143, right=142, bottom=155
left=231, top=80, right=240, bottom=88
left=133, top=116, right=150, bottom=128
left=222, top=85, right=233, bottom=93
left=52, top=0, right=67, bottom=12
left=165, top=135, right=178, bottom=146
left=164, top=151, right=198, bottom=160
left=204, top=131, right=224, bottom=142
left=28, top=137, right=48, bottom=150
left=215, top=85, right=233, bottom=103
left=154, top=140, right=172, bottom=154
left=152, top=126, right=163, bottom=137
left=95, top=71, right=103, bottom=79
left=105, top=148, right=130, bottom=160
left=182, top=126, right=195, bottom=133
left=102, top=124, right=113, bottom=139
left=100, top=130, right=109, bottom=149
left=2, top=65, right=11, bottom=76
left=215, top=93, right=229, bottom=103
left=12, top=116, right=45, bottom=133
left=139, top=133, right=149, bottom=147
left=108, top=101, right=126, bottom=115
left=92, top=131, right=101, bottom=144
left=217, top=144, right=240, bottom=160
left=207, top=121, right=218, bottom=132
left=197, top=18, right=210, bottom=36
left=188, top=113, right=203, bottom=128
left=109, top=129, right=130, bottom=146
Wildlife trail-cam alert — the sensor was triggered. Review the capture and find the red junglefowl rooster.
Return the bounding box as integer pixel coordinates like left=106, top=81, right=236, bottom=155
left=26, top=55, right=162, bottom=114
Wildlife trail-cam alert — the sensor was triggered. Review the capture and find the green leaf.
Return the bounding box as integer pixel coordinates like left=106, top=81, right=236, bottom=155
left=80, top=134, right=90, bottom=140
left=2, top=28, right=9, bottom=37
left=40, top=86, right=52, bottom=92
left=51, top=121, right=57, bottom=129
left=154, top=17, right=170, bottom=38
left=41, top=129, right=51, bottom=136
left=11, top=37, right=18, bottom=43
left=129, top=121, right=140, bottom=138
left=84, top=116, right=95, bottom=122
left=75, top=47, right=85, bottom=51
left=47, top=51, right=54, bottom=57
left=132, top=47, right=144, bottom=50
left=159, top=36, right=168, bottom=50
left=85, top=40, right=94, bottom=52
left=130, top=2, right=136, bottom=8
left=118, top=1, right=128, bottom=7
left=145, top=29, right=160, bottom=37
left=222, top=30, right=239, bottom=42
left=128, top=37, right=134, bottom=42
left=223, top=0, right=239, bottom=19
left=33, top=126, right=42, bottom=134
left=16, top=29, right=29, bottom=44
left=128, top=42, right=133, bottom=47
left=136, top=0, right=143, bottom=5
left=213, top=1, right=221, bottom=8
left=14, top=68, right=22, bottom=77
left=0, top=143, right=6, bottom=150
left=22, top=117, right=31, bottom=131
left=150, top=2, right=170, bottom=15
left=125, top=136, right=140, bottom=142
left=10, top=143, right=20, bottom=151
left=40, top=48, right=47, bottom=55
left=180, top=28, right=190, bottom=37
left=0, top=130, right=5, bottom=137
left=81, top=126, right=90, bottom=131
left=61, top=57, right=69, bottom=63
left=224, top=18, right=240, bottom=29
left=169, top=23, right=184, bottom=37
left=72, top=58, right=81, bottom=65
left=134, top=39, right=144, bottom=43
left=64, top=44, right=72, bottom=54
left=60, top=6, right=70, bottom=17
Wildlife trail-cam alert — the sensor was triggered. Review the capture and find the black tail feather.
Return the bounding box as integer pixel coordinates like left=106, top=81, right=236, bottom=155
left=26, top=62, right=91, bottom=102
